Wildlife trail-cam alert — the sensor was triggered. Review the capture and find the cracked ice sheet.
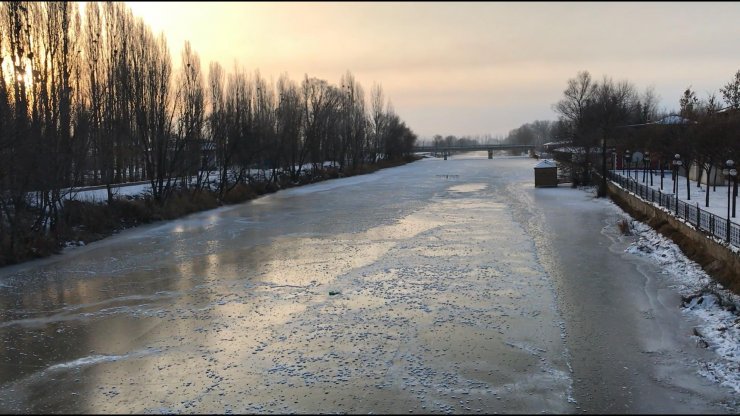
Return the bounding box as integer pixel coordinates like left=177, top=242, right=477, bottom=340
left=0, top=163, right=571, bottom=414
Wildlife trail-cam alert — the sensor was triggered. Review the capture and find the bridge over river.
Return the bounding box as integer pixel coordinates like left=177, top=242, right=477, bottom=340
left=413, top=144, right=535, bottom=159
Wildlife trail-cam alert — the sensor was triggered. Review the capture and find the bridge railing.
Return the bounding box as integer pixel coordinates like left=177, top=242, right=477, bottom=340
left=413, top=145, right=535, bottom=152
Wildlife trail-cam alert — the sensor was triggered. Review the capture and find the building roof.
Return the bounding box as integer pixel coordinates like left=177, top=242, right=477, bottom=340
left=550, top=146, right=601, bottom=154
left=534, top=159, right=557, bottom=169
left=543, top=140, right=571, bottom=148
left=619, top=114, right=695, bottom=128
left=652, top=115, right=694, bottom=125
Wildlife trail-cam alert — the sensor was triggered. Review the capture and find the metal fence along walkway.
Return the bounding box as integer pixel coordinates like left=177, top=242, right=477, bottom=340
left=607, top=171, right=740, bottom=247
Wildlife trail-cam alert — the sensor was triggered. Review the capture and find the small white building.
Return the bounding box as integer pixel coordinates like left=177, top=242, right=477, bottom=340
left=534, top=159, right=558, bottom=187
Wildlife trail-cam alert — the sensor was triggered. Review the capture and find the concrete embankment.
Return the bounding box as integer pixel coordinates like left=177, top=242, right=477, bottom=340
left=606, top=180, right=740, bottom=294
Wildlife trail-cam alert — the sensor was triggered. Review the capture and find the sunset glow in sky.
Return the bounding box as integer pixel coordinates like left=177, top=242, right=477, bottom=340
left=125, top=1, right=740, bottom=139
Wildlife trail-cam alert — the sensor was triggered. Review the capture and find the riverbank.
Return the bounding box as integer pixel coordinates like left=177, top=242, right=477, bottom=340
left=605, top=176, right=740, bottom=295
left=1, top=156, right=421, bottom=268
left=513, top=181, right=739, bottom=411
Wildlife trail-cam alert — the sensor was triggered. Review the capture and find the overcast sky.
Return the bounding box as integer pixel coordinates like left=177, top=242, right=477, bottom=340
left=125, top=1, right=740, bottom=139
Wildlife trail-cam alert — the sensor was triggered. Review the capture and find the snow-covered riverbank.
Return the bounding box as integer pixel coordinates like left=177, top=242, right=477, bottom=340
left=624, top=215, right=739, bottom=394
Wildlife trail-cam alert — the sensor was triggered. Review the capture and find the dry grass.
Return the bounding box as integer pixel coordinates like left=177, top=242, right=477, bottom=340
left=617, top=218, right=632, bottom=235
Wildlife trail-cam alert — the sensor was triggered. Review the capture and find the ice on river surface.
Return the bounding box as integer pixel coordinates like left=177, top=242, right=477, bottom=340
left=0, top=154, right=736, bottom=413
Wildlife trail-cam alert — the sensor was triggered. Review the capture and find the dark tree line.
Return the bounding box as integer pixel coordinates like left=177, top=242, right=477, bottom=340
left=0, top=1, right=417, bottom=263
left=507, top=69, right=740, bottom=198
left=430, top=134, right=484, bottom=148
left=636, top=78, right=740, bottom=206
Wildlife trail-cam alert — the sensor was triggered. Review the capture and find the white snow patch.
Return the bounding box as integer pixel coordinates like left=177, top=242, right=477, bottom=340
left=47, top=348, right=162, bottom=372
left=47, top=354, right=126, bottom=371
left=533, top=159, right=557, bottom=169
left=623, top=216, right=740, bottom=393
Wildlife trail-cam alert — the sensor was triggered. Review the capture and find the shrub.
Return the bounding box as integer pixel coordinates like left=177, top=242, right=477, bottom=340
left=110, top=199, right=151, bottom=227
left=160, top=189, right=220, bottom=220
left=222, top=183, right=257, bottom=204
left=59, top=201, right=112, bottom=243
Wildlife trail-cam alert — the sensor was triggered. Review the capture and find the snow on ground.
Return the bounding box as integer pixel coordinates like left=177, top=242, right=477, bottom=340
left=575, top=174, right=739, bottom=393
left=67, top=182, right=153, bottom=203
left=619, top=210, right=740, bottom=393
left=66, top=165, right=343, bottom=204
left=614, top=169, right=739, bottom=226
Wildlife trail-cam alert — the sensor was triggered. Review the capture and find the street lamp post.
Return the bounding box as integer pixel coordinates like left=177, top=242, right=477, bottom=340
left=633, top=154, right=638, bottom=181
left=645, top=152, right=652, bottom=186
left=624, top=149, right=631, bottom=178
left=734, top=170, right=738, bottom=218
left=599, top=138, right=608, bottom=197
left=722, top=160, right=736, bottom=240
left=642, top=152, right=648, bottom=183
left=722, top=159, right=737, bottom=216
left=633, top=152, right=639, bottom=181
left=729, top=162, right=738, bottom=218
left=673, top=154, right=682, bottom=214
left=610, top=148, right=616, bottom=172
left=622, top=150, right=627, bottom=174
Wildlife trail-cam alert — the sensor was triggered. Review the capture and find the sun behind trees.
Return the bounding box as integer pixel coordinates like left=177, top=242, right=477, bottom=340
left=0, top=1, right=417, bottom=266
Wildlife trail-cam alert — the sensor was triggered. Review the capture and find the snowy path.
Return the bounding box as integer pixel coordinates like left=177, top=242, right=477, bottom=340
left=614, top=169, right=739, bottom=226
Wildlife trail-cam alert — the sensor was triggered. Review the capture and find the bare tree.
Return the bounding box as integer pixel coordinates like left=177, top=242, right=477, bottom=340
left=553, top=70, right=598, bottom=186
left=370, top=83, right=386, bottom=163
left=0, top=1, right=34, bottom=256
left=133, top=26, right=178, bottom=202
left=553, top=70, right=598, bottom=137
left=301, top=76, right=336, bottom=173
left=634, top=86, right=659, bottom=124
left=0, top=1, right=419, bottom=264
left=339, top=71, right=367, bottom=170
left=530, top=120, right=553, bottom=146
left=590, top=77, right=637, bottom=196
left=207, top=61, right=232, bottom=197
left=677, top=86, right=701, bottom=200
left=225, top=66, right=253, bottom=185
left=276, top=73, right=303, bottom=182
left=720, top=70, right=740, bottom=110
left=252, top=71, right=276, bottom=183
left=175, top=41, right=206, bottom=190
left=83, top=2, right=104, bottom=185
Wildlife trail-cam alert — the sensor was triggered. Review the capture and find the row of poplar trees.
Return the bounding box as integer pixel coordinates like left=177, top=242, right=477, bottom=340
left=0, top=2, right=417, bottom=255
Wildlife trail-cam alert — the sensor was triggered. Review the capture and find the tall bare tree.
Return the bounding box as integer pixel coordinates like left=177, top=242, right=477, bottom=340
left=720, top=69, right=740, bottom=110
left=370, top=83, right=386, bottom=163
left=175, top=41, right=206, bottom=190
left=276, top=73, right=303, bottom=182
left=553, top=70, right=598, bottom=185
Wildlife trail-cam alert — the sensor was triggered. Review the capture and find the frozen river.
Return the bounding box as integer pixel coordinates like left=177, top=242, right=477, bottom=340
left=0, top=154, right=736, bottom=413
